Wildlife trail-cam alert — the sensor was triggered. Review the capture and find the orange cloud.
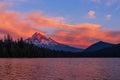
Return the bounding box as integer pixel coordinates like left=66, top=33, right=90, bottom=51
left=0, top=9, right=66, bottom=39
left=0, top=10, right=40, bottom=39
left=52, top=24, right=120, bottom=48
left=27, top=12, right=65, bottom=28
left=0, top=8, right=120, bottom=48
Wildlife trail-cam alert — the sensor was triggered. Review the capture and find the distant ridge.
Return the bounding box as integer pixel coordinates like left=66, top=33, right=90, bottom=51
left=84, top=41, right=115, bottom=52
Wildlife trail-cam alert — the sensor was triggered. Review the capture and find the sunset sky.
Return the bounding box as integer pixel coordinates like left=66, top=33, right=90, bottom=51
left=0, top=0, right=120, bottom=48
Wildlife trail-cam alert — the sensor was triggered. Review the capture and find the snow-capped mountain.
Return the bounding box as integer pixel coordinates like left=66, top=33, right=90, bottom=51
left=84, top=41, right=115, bottom=52
left=25, top=32, right=83, bottom=52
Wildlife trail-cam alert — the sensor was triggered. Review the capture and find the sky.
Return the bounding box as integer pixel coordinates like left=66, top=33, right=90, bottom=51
left=0, top=0, right=120, bottom=48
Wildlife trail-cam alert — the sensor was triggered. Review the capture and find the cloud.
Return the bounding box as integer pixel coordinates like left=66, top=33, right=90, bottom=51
left=51, top=23, right=101, bottom=48
left=0, top=2, right=13, bottom=10
left=0, top=0, right=28, bottom=10
left=88, top=10, right=96, bottom=19
left=0, top=10, right=38, bottom=39
left=0, top=7, right=119, bottom=48
left=27, top=12, right=65, bottom=28
left=0, top=9, right=66, bottom=39
left=52, top=24, right=120, bottom=48
left=106, top=14, right=112, bottom=20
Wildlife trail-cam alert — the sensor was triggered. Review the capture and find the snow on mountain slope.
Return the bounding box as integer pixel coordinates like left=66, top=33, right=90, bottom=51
left=25, top=32, right=83, bottom=52
left=84, top=41, right=115, bottom=52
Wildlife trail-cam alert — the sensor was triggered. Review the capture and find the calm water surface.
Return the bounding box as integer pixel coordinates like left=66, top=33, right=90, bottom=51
left=0, top=58, right=120, bottom=80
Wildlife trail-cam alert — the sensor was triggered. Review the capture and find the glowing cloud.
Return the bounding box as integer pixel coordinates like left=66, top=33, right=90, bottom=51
left=27, top=12, right=65, bottom=28
left=52, top=25, right=120, bottom=48
left=0, top=5, right=119, bottom=48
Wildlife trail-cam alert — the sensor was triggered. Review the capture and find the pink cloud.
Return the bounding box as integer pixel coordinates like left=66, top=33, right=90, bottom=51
left=0, top=2, right=13, bottom=10
left=88, top=10, right=96, bottom=19
left=0, top=7, right=119, bottom=48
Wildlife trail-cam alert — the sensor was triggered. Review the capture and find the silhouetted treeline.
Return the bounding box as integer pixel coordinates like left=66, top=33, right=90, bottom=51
left=77, top=44, right=120, bottom=57
left=0, top=34, right=120, bottom=58
left=91, top=44, right=120, bottom=57
left=0, top=34, right=77, bottom=58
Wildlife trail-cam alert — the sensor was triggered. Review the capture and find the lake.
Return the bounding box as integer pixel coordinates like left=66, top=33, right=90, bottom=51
left=0, top=58, right=120, bottom=80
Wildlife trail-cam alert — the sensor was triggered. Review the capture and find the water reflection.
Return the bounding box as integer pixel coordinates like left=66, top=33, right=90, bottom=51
left=0, top=58, right=120, bottom=80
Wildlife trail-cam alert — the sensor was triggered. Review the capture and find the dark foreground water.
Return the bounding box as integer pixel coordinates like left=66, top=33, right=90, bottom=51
left=0, top=58, right=120, bottom=80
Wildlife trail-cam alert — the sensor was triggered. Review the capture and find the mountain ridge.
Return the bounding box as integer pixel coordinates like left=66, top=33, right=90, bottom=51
left=84, top=41, right=115, bottom=52
left=25, top=32, right=84, bottom=52
left=0, top=33, right=120, bottom=57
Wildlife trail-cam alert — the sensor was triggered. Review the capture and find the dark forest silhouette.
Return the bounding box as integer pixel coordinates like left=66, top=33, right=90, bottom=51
left=0, top=34, right=120, bottom=58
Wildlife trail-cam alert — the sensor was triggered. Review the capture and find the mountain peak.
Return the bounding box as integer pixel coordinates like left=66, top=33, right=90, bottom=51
left=97, top=41, right=104, bottom=43
left=97, top=41, right=110, bottom=44
left=84, top=41, right=114, bottom=52
left=32, top=32, right=49, bottom=40
left=25, top=32, right=83, bottom=52
left=32, top=32, right=44, bottom=37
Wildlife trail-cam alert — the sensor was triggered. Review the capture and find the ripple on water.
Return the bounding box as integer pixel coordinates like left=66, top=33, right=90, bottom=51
left=0, top=58, right=119, bottom=80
